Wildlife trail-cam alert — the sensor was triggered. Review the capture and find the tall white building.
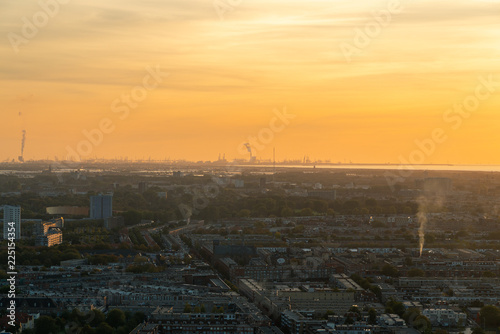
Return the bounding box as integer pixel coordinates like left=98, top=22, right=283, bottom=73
left=3, top=205, right=21, bottom=240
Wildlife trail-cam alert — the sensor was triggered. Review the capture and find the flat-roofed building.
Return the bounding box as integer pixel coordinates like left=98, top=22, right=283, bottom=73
left=36, top=227, right=62, bottom=247
left=3, top=205, right=21, bottom=240
left=278, top=287, right=355, bottom=315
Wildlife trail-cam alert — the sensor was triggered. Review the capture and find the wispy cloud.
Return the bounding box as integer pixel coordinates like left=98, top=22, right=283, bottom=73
left=0, top=0, right=499, bottom=162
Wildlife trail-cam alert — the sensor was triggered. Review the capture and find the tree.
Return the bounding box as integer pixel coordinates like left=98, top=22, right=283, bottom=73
left=471, top=328, right=485, bottom=334
left=281, top=207, right=294, bottom=217
left=35, top=316, right=59, bottom=334
left=480, top=305, right=500, bottom=328
left=408, top=268, right=425, bottom=277
left=237, top=209, right=251, bottom=218
left=254, top=221, right=266, bottom=228
left=381, top=264, right=399, bottom=277
left=434, top=330, right=448, bottom=334
left=106, top=309, right=126, bottom=328
left=343, top=200, right=360, bottom=213
left=322, top=310, right=335, bottom=320
left=90, top=309, right=106, bottom=327
left=348, top=306, right=361, bottom=314
left=426, top=234, right=436, bottom=243
left=80, top=324, right=96, bottom=334
left=413, top=315, right=431, bottom=333
left=115, top=325, right=130, bottom=334
left=369, top=285, right=382, bottom=301
left=386, top=298, right=405, bottom=317
left=470, top=301, right=484, bottom=308
left=482, top=271, right=496, bottom=278
left=403, top=308, right=421, bottom=324
left=299, top=208, right=314, bottom=216
left=368, top=308, right=377, bottom=325
left=312, top=200, right=328, bottom=213
left=133, top=312, right=146, bottom=324
left=184, top=303, right=192, bottom=313
left=0, top=270, right=8, bottom=279
left=123, top=210, right=142, bottom=225
left=97, top=322, right=114, bottom=334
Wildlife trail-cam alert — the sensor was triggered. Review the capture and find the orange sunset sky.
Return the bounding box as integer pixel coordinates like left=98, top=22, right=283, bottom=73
left=1, top=0, right=499, bottom=163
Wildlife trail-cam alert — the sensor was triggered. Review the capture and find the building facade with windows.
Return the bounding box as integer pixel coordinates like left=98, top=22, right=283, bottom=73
left=3, top=205, right=21, bottom=239
left=90, top=194, right=113, bottom=219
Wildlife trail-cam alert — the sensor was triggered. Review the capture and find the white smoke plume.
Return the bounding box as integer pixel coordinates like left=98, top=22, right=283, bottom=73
left=416, top=179, right=447, bottom=257
left=417, top=196, right=428, bottom=257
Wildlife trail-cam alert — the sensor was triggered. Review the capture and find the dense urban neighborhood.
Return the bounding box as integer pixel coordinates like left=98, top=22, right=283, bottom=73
left=2, top=162, right=500, bottom=334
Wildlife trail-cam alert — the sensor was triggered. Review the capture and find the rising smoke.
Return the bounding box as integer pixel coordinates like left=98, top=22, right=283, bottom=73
left=416, top=196, right=428, bottom=257
left=18, top=109, right=27, bottom=163
left=243, top=142, right=255, bottom=162
left=416, top=179, right=447, bottom=257
left=18, top=130, right=26, bottom=163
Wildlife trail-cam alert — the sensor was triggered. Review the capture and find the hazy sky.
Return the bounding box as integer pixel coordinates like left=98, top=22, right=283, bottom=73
left=1, top=0, right=499, bottom=163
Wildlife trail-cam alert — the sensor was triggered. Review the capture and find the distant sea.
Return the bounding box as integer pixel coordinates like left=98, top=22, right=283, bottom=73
left=238, top=164, right=500, bottom=173
left=2, top=164, right=500, bottom=174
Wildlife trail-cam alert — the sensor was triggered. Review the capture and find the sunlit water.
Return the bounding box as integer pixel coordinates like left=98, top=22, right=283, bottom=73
left=238, top=164, right=500, bottom=172
left=2, top=164, right=500, bottom=174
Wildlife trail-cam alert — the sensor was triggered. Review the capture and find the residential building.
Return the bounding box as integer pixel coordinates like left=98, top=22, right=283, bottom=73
left=35, top=227, right=63, bottom=247
left=3, top=205, right=21, bottom=240
left=278, top=288, right=355, bottom=315
left=90, top=194, right=113, bottom=219
left=422, top=308, right=467, bottom=326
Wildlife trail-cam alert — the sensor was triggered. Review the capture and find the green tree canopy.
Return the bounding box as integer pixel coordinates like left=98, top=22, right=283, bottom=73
left=480, top=305, right=500, bottom=329
left=381, top=264, right=400, bottom=277
left=106, top=309, right=126, bottom=328
left=408, top=268, right=426, bottom=277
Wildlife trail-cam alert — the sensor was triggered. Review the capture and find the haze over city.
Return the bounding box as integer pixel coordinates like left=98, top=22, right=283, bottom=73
left=4, top=1, right=500, bottom=334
